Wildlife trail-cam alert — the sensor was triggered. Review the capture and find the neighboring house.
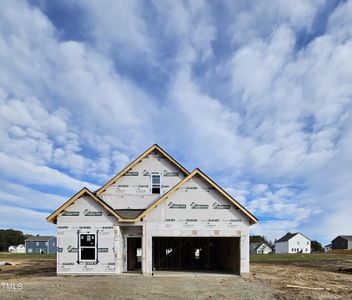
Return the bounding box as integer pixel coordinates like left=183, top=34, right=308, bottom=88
left=331, top=236, right=352, bottom=250
left=8, top=244, right=25, bottom=253
left=8, top=245, right=17, bottom=253
left=275, top=232, right=311, bottom=254
left=25, top=236, right=57, bottom=254
left=46, top=144, right=258, bottom=275
left=324, top=244, right=332, bottom=253
left=250, top=242, right=272, bottom=254
left=16, top=244, right=25, bottom=253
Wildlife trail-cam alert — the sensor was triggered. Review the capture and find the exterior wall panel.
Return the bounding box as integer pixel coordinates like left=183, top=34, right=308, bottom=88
left=100, top=152, right=186, bottom=209
left=143, top=175, right=251, bottom=274
left=56, top=195, right=118, bottom=274
left=275, top=241, right=288, bottom=254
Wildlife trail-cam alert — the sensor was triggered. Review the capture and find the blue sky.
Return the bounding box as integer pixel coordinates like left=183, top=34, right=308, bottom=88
left=0, top=0, right=351, bottom=245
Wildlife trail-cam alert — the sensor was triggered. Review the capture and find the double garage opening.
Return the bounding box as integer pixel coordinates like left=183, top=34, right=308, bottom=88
left=152, top=237, right=240, bottom=274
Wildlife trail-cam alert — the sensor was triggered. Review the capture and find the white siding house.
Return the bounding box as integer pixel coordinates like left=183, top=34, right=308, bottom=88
left=16, top=244, right=25, bottom=253
left=47, top=144, right=258, bottom=275
left=8, top=244, right=25, bottom=253
left=250, top=242, right=272, bottom=254
left=324, top=244, right=332, bottom=253
left=275, top=233, right=310, bottom=254
left=8, top=246, right=17, bottom=253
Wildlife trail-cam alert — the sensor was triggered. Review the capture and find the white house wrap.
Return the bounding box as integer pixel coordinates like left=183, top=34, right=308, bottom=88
left=47, top=144, right=257, bottom=275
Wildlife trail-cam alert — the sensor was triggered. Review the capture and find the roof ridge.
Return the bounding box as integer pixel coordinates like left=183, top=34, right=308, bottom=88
left=46, top=187, right=122, bottom=223
left=95, top=144, right=190, bottom=195
left=276, top=232, right=311, bottom=243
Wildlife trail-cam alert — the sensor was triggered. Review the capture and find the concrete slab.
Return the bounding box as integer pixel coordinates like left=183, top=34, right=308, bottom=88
left=152, top=270, right=237, bottom=277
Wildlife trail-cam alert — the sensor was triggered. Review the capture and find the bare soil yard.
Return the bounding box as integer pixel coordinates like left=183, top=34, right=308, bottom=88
left=249, top=254, right=352, bottom=300
left=0, top=253, right=352, bottom=299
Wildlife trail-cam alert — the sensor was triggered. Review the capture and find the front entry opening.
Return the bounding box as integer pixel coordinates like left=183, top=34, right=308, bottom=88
left=153, top=237, right=240, bottom=274
left=127, top=237, right=142, bottom=271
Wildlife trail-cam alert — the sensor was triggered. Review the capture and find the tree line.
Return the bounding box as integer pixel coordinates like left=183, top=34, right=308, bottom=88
left=0, top=229, right=30, bottom=252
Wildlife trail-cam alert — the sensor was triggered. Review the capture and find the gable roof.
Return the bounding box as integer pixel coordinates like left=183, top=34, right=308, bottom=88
left=250, top=242, right=262, bottom=251
left=25, top=236, right=55, bottom=242
left=276, top=232, right=297, bottom=243
left=251, top=242, right=272, bottom=251
left=96, top=144, right=189, bottom=195
left=46, top=187, right=122, bottom=224
left=46, top=146, right=257, bottom=224
left=276, top=232, right=310, bottom=243
left=335, top=235, right=352, bottom=241
left=136, top=168, right=258, bottom=224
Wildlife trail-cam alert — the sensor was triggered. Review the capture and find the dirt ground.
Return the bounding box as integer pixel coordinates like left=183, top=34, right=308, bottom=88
left=249, top=259, right=352, bottom=300
left=0, top=255, right=352, bottom=300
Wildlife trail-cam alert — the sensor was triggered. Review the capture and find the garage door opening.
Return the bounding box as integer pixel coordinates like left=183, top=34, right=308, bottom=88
left=152, top=237, right=240, bottom=274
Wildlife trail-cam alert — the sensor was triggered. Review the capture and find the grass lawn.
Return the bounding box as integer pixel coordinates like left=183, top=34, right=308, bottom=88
left=250, top=253, right=352, bottom=263
left=0, top=252, right=56, bottom=260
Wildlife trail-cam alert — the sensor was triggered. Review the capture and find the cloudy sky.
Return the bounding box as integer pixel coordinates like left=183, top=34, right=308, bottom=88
left=0, top=0, right=351, bottom=244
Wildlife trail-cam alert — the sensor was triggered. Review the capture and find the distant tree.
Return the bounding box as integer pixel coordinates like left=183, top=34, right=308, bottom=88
left=261, top=236, right=274, bottom=248
left=250, top=235, right=274, bottom=248
left=250, top=235, right=264, bottom=243
left=0, top=229, right=27, bottom=252
left=311, top=240, right=323, bottom=253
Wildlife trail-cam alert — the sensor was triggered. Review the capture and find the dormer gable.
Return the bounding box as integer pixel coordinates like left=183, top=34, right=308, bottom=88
left=96, top=144, right=189, bottom=195
left=97, top=144, right=189, bottom=210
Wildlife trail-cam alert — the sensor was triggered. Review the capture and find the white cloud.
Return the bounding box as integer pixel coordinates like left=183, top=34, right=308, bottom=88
left=224, top=185, right=250, bottom=206
left=151, top=0, right=351, bottom=243
left=0, top=0, right=157, bottom=179
left=0, top=0, right=351, bottom=245
left=0, top=152, right=99, bottom=191
left=0, top=91, right=110, bottom=181
left=220, top=12, right=351, bottom=179
left=0, top=204, right=55, bottom=234
left=152, top=0, right=216, bottom=64
left=165, top=66, right=252, bottom=171
left=226, top=0, right=324, bottom=46
left=0, top=180, right=65, bottom=210
left=73, top=0, right=154, bottom=57
left=252, top=220, right=301, bottom=243
left=327, top=0, right=352, bottom=43
left=247, top=188, right=317, bottom=223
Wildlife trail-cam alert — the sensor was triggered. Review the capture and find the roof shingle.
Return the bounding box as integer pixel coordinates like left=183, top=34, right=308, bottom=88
left=338, top=235, right=352, bottom=241
left=276, top=232, right=298, bottom=243
left=25, top=236, right=55, bottom=242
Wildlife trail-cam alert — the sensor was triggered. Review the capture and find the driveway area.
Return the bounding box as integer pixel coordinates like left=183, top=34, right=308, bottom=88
left=1, top=254, right=352, bottom=299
